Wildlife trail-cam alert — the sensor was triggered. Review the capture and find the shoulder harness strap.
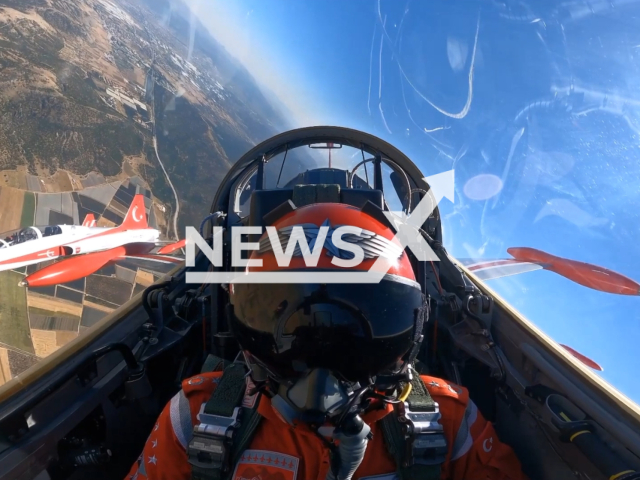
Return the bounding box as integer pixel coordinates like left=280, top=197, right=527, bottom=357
left=188, top=362, right=263, bottom=480
left=200, top=354, right=231, bottom=374
left=380, top=374, right=448, bottom=480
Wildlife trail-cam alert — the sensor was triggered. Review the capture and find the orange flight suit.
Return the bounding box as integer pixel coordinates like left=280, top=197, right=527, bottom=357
left=126, top=371, right=528, bottom=480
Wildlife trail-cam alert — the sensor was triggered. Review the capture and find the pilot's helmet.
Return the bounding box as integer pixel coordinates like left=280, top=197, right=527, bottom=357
left=228, top=202, right=427, bottom=383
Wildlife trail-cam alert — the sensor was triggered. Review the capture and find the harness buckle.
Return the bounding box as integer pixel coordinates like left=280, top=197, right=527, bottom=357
left=401, top=401, right=448, bottom=466
left=187, top=406, right=240, bottom=472
left=196, top=406, right=240, bottom=437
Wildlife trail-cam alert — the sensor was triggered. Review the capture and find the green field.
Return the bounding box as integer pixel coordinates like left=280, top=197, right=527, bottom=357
left=20, top=192, right=35, bottom=227
left=28, top=307, right=81, bottom=322
left=0, top=271, right=34, bottom=353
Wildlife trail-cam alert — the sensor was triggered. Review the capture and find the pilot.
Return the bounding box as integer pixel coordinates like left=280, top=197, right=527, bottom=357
left=127, top=203, right=528, bottom=480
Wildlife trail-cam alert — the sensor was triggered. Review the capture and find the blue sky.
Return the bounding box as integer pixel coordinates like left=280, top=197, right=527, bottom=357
left=188, top=0, right=640, bottom=403
left=184, top=0, right=380, bottom=126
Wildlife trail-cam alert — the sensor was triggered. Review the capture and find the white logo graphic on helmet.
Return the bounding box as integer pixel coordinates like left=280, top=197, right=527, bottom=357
left=258, top=218, right=403, bottom=261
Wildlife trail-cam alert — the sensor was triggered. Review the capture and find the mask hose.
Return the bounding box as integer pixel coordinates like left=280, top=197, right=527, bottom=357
left=325, top=414, right=371, bottom=480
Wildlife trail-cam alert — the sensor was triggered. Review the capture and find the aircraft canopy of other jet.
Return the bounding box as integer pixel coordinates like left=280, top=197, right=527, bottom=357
left=0, top=226, right=68, bottom=248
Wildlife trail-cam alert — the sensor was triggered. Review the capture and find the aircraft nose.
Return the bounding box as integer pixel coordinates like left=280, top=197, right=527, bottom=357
left=18, top=280, right=28, bottom=287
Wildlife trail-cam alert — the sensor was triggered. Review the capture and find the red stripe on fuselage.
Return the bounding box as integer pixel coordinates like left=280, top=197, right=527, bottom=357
left=0, top=246, right=65, bottom=266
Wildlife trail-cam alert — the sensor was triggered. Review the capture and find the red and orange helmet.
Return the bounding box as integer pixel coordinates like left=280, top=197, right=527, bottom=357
left=229, top=202, right=427, bottom=382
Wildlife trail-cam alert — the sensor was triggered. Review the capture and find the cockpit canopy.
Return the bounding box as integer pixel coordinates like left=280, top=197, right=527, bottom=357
left=206, top=128, right=444, bottom=263
left=218, top=140, right=440, bottom=244
left=0, top=225, right=64, bottom=248
left=234, top=143, right=414, bottom=217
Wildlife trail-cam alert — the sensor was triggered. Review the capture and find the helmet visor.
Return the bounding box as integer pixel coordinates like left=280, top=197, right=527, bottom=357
left=230, top=276, right=425, bottom=382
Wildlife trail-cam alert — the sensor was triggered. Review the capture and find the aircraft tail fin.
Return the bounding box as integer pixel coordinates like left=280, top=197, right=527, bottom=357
left=82, top=214, right=96, bottom=227
left=119, top=194, right=148, bottom=230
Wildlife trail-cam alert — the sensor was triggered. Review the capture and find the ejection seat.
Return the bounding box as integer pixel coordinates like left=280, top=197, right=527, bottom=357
left=246, top=167, right=385, bottom=231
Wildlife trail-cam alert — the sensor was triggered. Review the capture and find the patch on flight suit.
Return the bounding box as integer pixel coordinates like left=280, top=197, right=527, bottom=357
left=474, top=421, right=498, bottom=467
left=232, top=449, right=299, bottom=480
left=447, top=383, right=463, bottom=395
left=358, top=474, right=398, bottom=480
left=420, top=376, right=467, bottom=407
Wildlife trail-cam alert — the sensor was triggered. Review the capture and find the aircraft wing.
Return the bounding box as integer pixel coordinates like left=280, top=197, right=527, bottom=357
left=457, top=251, right=608, bottom=372
left=455, top=258, right=544, bottom=281
left=157, top=239, right=186, bottom=254
left=456, top=247, right=640, bottom=296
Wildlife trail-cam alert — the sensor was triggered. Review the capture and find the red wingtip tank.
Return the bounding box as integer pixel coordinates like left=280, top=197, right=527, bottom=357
left=507, top=247, right=640, bottom=296
left=19, top=246, right=128, bottom=288
left=560, top=344, right=604, bottom=371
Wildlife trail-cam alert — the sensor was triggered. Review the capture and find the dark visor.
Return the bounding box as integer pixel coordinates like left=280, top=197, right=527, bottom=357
left=230, top=277, right=425, bottom=382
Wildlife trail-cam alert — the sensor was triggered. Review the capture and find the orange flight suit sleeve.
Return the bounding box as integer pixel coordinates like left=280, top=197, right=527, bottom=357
left=438, top=384, right=528, bottom=480
left=125, top=374, right=221, bottom=480
left=125, top=393, right=191, bottom=480
left=451, top=409, right=528, bottom=480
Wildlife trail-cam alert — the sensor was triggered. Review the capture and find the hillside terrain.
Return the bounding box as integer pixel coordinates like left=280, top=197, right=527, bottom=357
left=0, top=0, right=288, bottom=231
